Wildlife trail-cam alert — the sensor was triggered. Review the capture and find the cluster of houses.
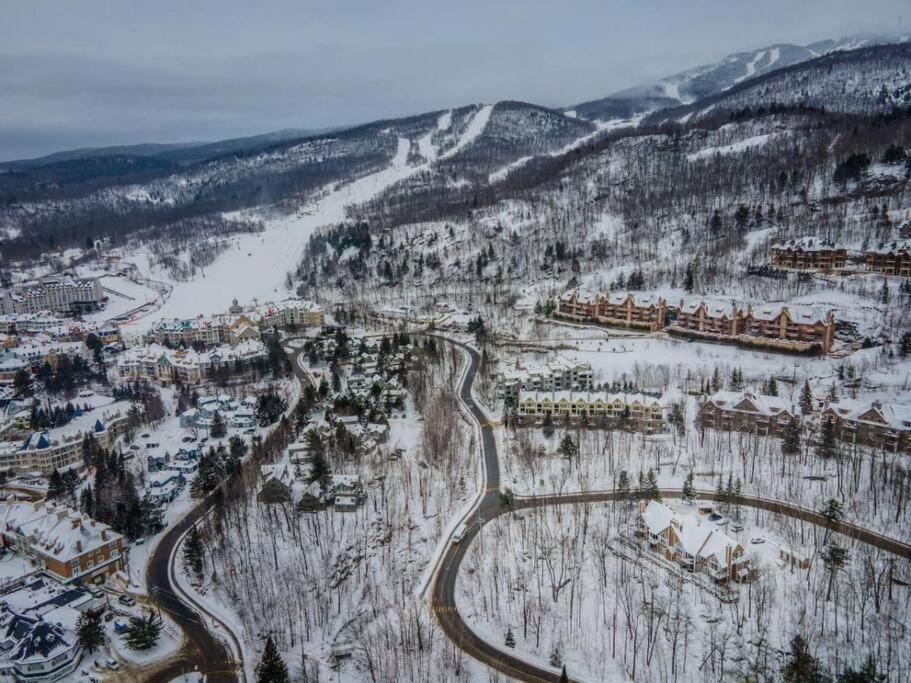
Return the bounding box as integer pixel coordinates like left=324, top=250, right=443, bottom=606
left=515, top=390, right=666, bottom=433
left=145, top=298, right=324, bottom=348
left=0, top=500, right=125, bottom=584
left=496, top=357, right=594, bottom=401
left=698, top=390, right=911, bottom=453
left=557, top=291, right=836, bottom=354
left=637, top=500, right=752, bottom=583
left=0, top=401, right=132, bottom=474
left=179, top=394, right=258, bottom=432
left=0, top=573, right=107, bottom=681
left=258, top=463, right=366, bottom=512
left=1, top=276, right=105, bottom=316
left=117, top=340, right=268, bottom=385
left=769, top=235, right=911, bottom=277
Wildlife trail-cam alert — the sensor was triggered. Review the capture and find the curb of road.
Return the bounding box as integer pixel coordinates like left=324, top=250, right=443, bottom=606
left=169, top=522, right=248, bottom=683
left=417, top=339, right=488, bottom=601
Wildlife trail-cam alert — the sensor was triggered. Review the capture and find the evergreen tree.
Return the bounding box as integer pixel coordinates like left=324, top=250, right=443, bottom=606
left=559, top=433, right=577, bottom=459
left=683, top=261, right=695, bottom=292
left=681, top=471, right=695, bottom=503
left=542, top=412, right=554, bottom=438
left=549, top=646, right=561, bottom=667
left=616, top=470, right=630, bottom=497
left=710, top=368, right=721, bottom=393
left=46, top=469, right=65, bottom=499
left=838, top=654, right=878, bottom=683
left=645, top=469, right=661, bottom=502
left=823, top=543, right=849, bottom=602
left=209, top=411, right=226, bottom=439
left=766, top=376, right=779, bottom=396
left=505, top=627, right=516, bottom=648
left=76, top=610, right=106, bottom=653
left=183, top=527, right=204, bottom=581
left=309, top=449, right=331, bottom=489
left=816, top=418, right=838, bottom=459
left=560, top=665, right=569, bottom=683
left=799, top=381, right=814, bottom=415
left=782, top=417, right=802, bottom=456
left=256, top=636, right=290, bottom=683
left=899, top=331, right=911, bottom=357
left=125, top=611, right=162, bottom=650
left=783, top=634, right=826, bottom=683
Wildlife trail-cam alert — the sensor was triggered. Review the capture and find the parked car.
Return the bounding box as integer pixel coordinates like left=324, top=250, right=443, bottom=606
left=141, top=433, right=150, bottom=439
left=89, top=588, right=104, bottom=599
left=182, top=436, right=192, bottom=443
left=118, top=595, right=136, bottom=607
left=244, top=428, right=256, bottom=434
left=750, top=537, right=766, bottom=545
left=452, top=523, right=468, bottom=543
left=134, top=538, right=145, bottom=546
left=129, top=444, right=140, bottom=451
left=708, top=513, right=727, bottom=525
left=103, top=612, right=114, bottom=623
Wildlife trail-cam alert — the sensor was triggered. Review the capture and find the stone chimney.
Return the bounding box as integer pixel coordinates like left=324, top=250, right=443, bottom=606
left=101, top=530, right=107, bottom=541
left=75, top=540, right=82, bottom=553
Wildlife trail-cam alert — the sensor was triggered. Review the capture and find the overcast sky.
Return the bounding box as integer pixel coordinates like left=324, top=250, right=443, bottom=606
left=1, top=0, right=907, bottom=161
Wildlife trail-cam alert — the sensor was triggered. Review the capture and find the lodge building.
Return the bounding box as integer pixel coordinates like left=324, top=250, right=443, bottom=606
left=770, top=238, right=847, bottom=270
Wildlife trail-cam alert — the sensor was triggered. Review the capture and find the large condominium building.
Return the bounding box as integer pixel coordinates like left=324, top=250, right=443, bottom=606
left=254, top=299, right=325, bottom=328
left=822, top=399, right=911, bottom=453
left=770, top=237, right=847, bottom=270
left=673, top=299, right=743, bottom=337
left=556, top=291, right=668, bottom=331
left=0, top=501, right=125, bottom=584
left=1, top=277, right=104, bottom=316
left=698, top=391, right=798, bottom=437
left=516, top=390, right=665, bottom=432
left=496, top=357, right=594, bottom=400
left=0, top=402, right=131, bottom=474
left=117, top=339, right=267, bottom=384
left=742, top=305, right=835, bottom=353
left=865, top=240, right=911, bottom=276
left=637, top=501, right=752, bottom=583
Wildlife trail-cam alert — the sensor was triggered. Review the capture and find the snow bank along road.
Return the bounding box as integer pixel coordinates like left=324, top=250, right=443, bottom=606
left=430, top=341, right=911, bottom=683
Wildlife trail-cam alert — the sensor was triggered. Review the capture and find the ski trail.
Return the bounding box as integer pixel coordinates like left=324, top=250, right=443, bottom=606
left=416, top=109, right=454, bottom=162
left=735, top=50, right=766, bottom=84
left=440, top=104, right=493, bottom=160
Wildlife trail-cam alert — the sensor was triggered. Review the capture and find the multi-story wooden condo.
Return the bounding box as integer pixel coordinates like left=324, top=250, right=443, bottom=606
left=637, top=501, right=752, bottom=583
left=0, top=501, right=125, bottom=584
left=865, top=240, right=911, bottom=277
left=516, top=390, right=665, bottom=432
left=555, top=290, right=600, bottom=321
left=770, top=237, right=847, bottom=270
left=699, top=390, right=798, bottom=437
left=742, top=305, right=836, bottom=353
left=672, top=299, right=743, bottom=337
left=595, top=292, right=667, bottom=331
left=556, top=291, right=667, bottom=331
left=821, top=399, right=911, bottom=453
left=0, top=277, right=105, bottom=316
left=118, top=339, right=267, bottom=385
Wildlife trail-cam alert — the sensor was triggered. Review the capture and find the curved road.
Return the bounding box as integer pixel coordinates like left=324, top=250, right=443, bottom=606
left=432, top=340, right=911, bottom=683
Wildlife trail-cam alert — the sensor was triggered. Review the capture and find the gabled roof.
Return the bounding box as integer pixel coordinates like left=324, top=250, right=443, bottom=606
left=705, top=391, right=796, bottom=417
left=771, top=237, right=843, bottom=252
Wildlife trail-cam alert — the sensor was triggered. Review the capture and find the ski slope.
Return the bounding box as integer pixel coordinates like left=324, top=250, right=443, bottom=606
left=440, top=105, right=493, bottom=160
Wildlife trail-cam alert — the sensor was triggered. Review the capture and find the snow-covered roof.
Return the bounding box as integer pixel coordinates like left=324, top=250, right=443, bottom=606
left=641, top=501, right=745, bottom=566
left=678, top=298, right=739, bottom=318
left=825, top=399, right=911, bottom=431
left=868, top=239, right=911, bottom=256
left=747, top=304, right=832, bottom=325
left=705, top=391, right=796, bottom=417
left=518, top=390, right=664, bottom=408
left=771, top=237, right=843, bottom=252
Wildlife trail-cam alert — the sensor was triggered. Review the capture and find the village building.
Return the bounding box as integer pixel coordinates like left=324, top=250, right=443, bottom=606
left=698, top=390, right=798, bottom=436
left=0, top=500, right=125, bottom=584
left=555, top=290, right=599, bottom=322
left=742, top=305, right=836, bottom=353
left=496, top=357, right=594, bottom=401
left=821, top=399, right=911, bottom=453
left=516, top=390, right=665, bottom=432
left=865, top=240, right=911, bottom=276
left=117, top=340, right=267, bottom=384
left=0, top=402, right=131, bottom=474
left=671, top=298, right=743, bottom=337
left=637, top=500, right=751, bottom=583
left=770, top=237, right=847, bottom=270
left=1, top=277, right=104, bottom=316
left=0, top=574, right=103, bottom=681
left=594, top=292, right=668, bottom=331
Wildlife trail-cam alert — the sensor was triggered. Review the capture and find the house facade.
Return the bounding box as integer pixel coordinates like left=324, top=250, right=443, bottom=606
left=770, top=238, right=847, bottom=270
left=117, top=340, right=267, bottom=384
left=821, top=399, right=911, bottom=453
left=595, top=292, right=667, bottom=331
left=865, top=240, right=911, bottom=276
left=673, top=299, right=743, bottom=337
left=698, top=390, right=797, bottom=437
left=637, top=500, right=751, bottom=583
left=496, top=358, right=594, bottom=401
left=516, top=390, right=665, bottom=432
left=742, top=305, right=835, bottom=353
left=1, top=277, right=104, bottom=316
left=0, top=501, right=125, bottom=584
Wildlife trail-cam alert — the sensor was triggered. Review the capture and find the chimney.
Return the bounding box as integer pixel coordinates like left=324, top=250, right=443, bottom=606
left=75, top=540, right=82, bottom=553
left=101, top=530, right=107, bottom=541
left=70, top=518, right=79, bottom=529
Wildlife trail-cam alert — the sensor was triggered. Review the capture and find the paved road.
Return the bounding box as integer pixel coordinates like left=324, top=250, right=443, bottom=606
left=430, top=338, right=911, bottom=683
left=146, top=498, right=238, bottom=683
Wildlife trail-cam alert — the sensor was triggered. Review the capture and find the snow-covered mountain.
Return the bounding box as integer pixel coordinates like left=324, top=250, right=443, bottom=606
left=571, top=33, right=909, bottom=121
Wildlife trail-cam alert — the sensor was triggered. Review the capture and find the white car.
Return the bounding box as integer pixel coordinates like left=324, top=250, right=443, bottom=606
left=105, top=659, right=120, bottom=671
left=452, top=523, right=468, bottom=543
left=750, top=537, right=766, bottom=545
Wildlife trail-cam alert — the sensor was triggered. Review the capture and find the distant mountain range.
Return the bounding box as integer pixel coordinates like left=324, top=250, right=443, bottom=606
left=569, top=33, right=910, bottom=121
